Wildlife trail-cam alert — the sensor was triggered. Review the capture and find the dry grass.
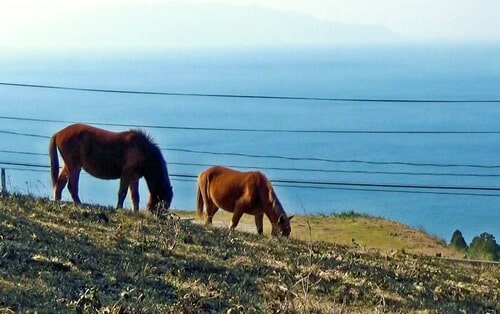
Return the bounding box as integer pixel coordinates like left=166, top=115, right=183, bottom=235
left=191, top=210, right=461, bottom=258
left=1, top=194, right=499, bottom=313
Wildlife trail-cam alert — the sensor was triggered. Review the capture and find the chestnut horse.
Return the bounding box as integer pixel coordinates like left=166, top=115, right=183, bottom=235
left=49, top=123, right=173, bottom=211
left=196, top=166, right=293, bottom=237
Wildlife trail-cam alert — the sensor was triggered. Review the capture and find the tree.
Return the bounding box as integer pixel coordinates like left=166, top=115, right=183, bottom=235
left=469, top=232, right=499, bottom=261
left=449, top=229, right=468, bottom=251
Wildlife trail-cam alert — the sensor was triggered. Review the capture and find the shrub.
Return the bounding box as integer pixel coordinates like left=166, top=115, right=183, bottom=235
left=449, top=229, right=468, bottom=251
left=468, top=232, right=499, bottom=261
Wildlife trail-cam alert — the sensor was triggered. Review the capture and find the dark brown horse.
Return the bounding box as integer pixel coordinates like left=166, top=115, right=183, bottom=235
left=49, top=123, right=173, bottom=211
left=196, top=166, right=293, bottom=237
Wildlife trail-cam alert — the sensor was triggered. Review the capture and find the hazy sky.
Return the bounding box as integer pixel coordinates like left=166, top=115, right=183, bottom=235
left=1, top=0, right=499, bottom=50
left=223, top=0, right=500, bottom=42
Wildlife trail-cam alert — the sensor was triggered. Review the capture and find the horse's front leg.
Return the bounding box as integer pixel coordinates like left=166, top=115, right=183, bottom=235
left=254, top=214, right=264, bottom=235
left=128, top=179, right=140, bottom=211
left=230, top=209, right=245, bottom=231
left=117, top=177, right=130, bottom=209
left=230, top=200, right=248, bottom=231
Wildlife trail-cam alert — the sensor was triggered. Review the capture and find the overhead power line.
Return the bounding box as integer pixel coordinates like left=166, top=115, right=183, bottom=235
left=1, top=161, right=499, bottom=197
left=1, top=82, right=500, bottom=103
left=1, top=129, right=499, bottom=169
left=2, top=149, right=498, bottom=178
left=1, top=115, right=499, bottom=134
left=0, top=161, right=48, bottom=169
left=166, top=173, right=500, bottom=196
left=168, top=161, right=500, bottom=178
left=2, top=165, right=498, bottom=197
left=164, top=148, right=500, bottom=169
left=0, top=130, right=49, bottom=139
left=273, top=182, right=500, bottom=198
left=272, top=178, right=500, bottom=192
left=0, top=149, right=47, bottom=157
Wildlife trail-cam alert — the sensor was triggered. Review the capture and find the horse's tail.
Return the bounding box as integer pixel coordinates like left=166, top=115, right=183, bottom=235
left=196, top=173, right=206, bottom=217
left=48, top=134, right=60, bottom=188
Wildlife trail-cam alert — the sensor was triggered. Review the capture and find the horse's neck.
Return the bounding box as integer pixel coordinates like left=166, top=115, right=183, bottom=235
left=144, top=157, right=171, bottom=193
left=270, top=191, right=285, bottom=216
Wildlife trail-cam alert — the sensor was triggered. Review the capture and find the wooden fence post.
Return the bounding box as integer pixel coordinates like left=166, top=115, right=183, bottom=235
left=1, top=168, right=6, bottom=196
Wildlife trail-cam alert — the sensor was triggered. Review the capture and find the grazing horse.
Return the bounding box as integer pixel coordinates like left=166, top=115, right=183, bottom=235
left=196, top=166, right=293, bottom=237
left=49, top=123, right=173, bottom=211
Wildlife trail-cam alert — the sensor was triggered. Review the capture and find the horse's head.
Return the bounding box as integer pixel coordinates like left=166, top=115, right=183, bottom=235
left=147, top=185, right=173, bottom=212
left=144, top=148, right=174, bottom=212
left=272, top=214, right=294, bottom=237
left=268, top=189, right=293, bottom=237
left=141, top=135, right=174, bottom=212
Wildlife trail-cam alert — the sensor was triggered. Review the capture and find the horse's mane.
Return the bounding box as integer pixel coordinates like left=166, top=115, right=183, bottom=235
left=270, top=189, right=284, bottom=214
left=133, top=128, right=156, bottom=144
left=132, top=129, right=165, bottom=165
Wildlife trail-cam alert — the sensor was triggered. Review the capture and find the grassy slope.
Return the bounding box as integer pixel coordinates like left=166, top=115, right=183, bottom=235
left=190, top=210, right=462, bottom=259
left=0, top=194, right=499, bottom=313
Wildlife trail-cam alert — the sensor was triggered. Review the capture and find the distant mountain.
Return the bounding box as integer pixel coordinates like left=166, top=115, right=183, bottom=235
left=6, top=3, right=399, bottom=51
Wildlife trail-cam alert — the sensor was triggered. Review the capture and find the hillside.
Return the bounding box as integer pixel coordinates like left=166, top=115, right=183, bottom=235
left=193, top=210, right=463, bottom=259
left=0, top=194, right=499, bottom=313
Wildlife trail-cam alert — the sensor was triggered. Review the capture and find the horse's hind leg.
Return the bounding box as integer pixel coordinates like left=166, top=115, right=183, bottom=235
left=204, top=203, right=219, bottom=225
left=199, top=187, right=218, bottom=225
left=67, top=167, right=82, bottom=205
left=128, top=179, right=140, bottom=211
left=54, top=167, right=68, bottom=201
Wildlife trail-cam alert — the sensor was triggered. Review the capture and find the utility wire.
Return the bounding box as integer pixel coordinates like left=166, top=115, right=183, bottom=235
left=168, top=161, right=500, bottom=178
left=272, top=178, right=500, bottom=192
left=273, top=182, right=500, bottom=198
left=165, top=148, right=500, bottom=169
left=0, top=150, right=47, bottom=157
left=0, top=130, right=49, bottom=139
left=3, top=165, right=498, bottom=197
left=1, top=161, right=499, bottom=196
left=2, top=84, right=498, bottom=199
left=1, top=115, right=499, bottom=134
left=1, top=130, right=499, bottom=169
left=167, top=172, right=500, bottom=196
left=2, top=82, right=500, bottom=103
left=2, top=150, right=497, bottom=178
left=0, top=161, right=48, bottom=168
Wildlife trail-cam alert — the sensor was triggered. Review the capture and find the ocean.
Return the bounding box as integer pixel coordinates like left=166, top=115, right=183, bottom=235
left=0, top=43, right=499, bottom=242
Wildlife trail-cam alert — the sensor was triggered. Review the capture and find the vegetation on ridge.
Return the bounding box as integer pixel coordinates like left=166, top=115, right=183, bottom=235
left=0, top=194, right=499, bottom=313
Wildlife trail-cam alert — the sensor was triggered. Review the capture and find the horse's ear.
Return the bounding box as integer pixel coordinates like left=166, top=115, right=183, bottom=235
left=278, top=214, right=285, bottom=223
left=278, top=214, right=293, bottom=223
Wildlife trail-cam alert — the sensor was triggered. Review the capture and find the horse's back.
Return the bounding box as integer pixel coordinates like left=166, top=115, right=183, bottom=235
left=201, top=166, right=266, bottom=189
left=53, top=124, right=144, bottom=179
left=55, top=123, right=130, bottom=145
left=200, top=166, right=270, bottom=212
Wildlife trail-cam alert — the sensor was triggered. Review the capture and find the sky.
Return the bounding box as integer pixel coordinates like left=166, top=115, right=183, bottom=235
left=221, top=0, right=500, bottom=42
left=0, top=0, right=499, bottom=51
